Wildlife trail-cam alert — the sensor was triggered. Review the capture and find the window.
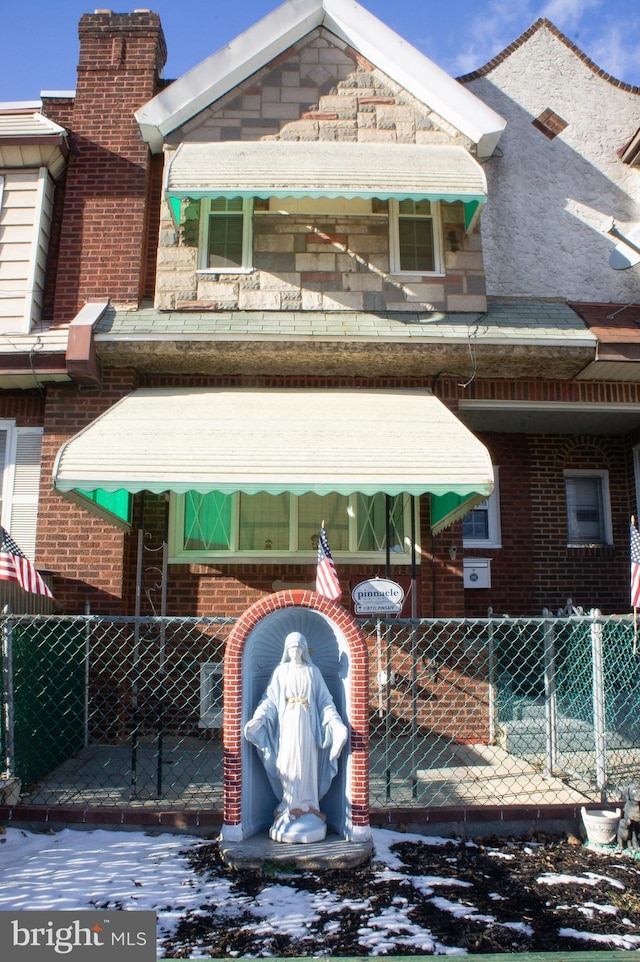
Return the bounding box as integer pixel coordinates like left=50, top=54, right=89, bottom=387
left=564, top=471, right=612, bottom=546
left=389, top=199, right=442, bottom=274
left=0, top=420, right=44, bottom=560
left=170, top=491, right=415, bottom=562
left=199, top=662, right=223, bottom=729
left=462, top=469, right=501, bottom=548
left=199, top=197, right=253, bottom=271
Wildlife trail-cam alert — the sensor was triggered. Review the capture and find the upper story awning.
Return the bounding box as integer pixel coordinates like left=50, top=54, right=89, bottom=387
left=52, top=387, right=493, bottom=535
left=164, top=141, right=487, bottom=230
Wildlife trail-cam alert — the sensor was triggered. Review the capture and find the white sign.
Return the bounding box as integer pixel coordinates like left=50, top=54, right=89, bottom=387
left=352, top=577, right=405, bottom=614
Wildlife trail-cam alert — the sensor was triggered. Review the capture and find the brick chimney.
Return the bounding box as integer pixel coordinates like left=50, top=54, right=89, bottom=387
left=53, top=10, right=167, bottom=318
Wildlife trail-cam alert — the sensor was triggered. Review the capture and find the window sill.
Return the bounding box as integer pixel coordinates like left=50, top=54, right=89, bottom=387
left=389, top=271, right=445, bottom=279
left=463, top=541, right=501, bottom=550
left=197, top=267, right=254, bottom=275
left=566, top=543, right=614, bottom=550
left=170, top=552, right=416, bottom=565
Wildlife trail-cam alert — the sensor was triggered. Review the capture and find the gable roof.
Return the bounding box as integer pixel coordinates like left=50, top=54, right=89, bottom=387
left=135, top=0, right=505, bottom=157
left=458, top=17, right=640, bottom=95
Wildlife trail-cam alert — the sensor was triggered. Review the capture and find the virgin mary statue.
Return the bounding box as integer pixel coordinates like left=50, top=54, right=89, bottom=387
left=244, top=630, right=348, bottom=843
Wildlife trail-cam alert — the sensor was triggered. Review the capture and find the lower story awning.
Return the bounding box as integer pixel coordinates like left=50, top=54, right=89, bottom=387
left=52, top=388, right=493, bottom=534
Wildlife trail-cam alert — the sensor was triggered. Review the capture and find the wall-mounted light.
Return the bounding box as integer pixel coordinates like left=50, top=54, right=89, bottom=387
left=449, top=544, right=458, bottom=560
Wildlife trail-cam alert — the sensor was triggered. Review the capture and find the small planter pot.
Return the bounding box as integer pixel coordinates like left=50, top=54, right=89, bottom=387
left=581, top=806, right=621, bottom=845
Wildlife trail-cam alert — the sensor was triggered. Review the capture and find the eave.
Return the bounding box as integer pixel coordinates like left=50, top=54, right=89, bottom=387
left=93, top=301, right=595, bottom=380
left=0, top=302, right=106, bottom=391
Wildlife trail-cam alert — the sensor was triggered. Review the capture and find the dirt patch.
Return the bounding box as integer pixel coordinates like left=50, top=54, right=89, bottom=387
left=162, top=833, right=640, bottom=957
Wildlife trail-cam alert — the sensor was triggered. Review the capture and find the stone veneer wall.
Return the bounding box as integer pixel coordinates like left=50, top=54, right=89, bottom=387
left=155, top=28, right=487, bottom=313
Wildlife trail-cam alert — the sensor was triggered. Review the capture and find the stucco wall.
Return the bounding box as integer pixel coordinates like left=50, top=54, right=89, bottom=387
left=466, top=24, right=640, bottom=302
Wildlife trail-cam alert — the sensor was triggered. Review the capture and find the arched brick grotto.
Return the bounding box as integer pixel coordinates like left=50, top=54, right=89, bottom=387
left=220, top=590, right=371, bottom=843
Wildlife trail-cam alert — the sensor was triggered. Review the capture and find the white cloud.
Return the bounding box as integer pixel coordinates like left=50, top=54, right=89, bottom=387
left=587, top=21, right=640, bottom=82
left=450, top=0, right=536, bottom=75
left=540, top=0, right=602, bottom=32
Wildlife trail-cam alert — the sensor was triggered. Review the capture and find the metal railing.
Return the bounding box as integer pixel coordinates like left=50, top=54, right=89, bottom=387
left=1, top=610, right=638, bottom=811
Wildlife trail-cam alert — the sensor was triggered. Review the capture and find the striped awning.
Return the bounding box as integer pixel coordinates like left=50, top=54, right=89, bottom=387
left=164, top=141, right=486, bottom=229
left=53, top=388, right=493, bottom=534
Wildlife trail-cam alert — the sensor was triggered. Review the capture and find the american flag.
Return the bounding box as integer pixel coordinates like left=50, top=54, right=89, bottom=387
left=631, top=521, right=640, bottom=609
left=0, top=526, right=53, bottom=598
left=316, top=526, right=342, bottom=601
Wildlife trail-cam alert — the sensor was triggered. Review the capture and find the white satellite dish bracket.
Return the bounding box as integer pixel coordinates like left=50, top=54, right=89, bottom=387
left=608, top=221, right=640, bottom=270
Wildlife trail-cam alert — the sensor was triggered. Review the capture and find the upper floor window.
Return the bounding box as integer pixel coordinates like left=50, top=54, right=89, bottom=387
left=170, top=490, right=416, bottom=563
left=462, top=469, right=501, bottom=548
left=564, top=470, right=612, bottom=546
left=389, top=199, right=443, bottom=274
left=199, top=197, right=254, bottom=271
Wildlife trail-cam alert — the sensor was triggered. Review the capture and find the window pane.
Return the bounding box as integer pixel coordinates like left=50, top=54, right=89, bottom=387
left=398, top=199, right=432, bottom=216
left=356, top=493, right=405, bottom=552
left=184, top=491, right=231, bottom=550
left=298, top=493, right=349, bottom=551
left=398, top=217, right=435, bottom=271
left=566, top=477, right=604, bottom=543
left=209, top=197, right=243, bottom=213
left=207, top=214, right=243, bottom=268
left=239, top=493, right=289, bottom=550
left=463, top=503, right=489, bottom=540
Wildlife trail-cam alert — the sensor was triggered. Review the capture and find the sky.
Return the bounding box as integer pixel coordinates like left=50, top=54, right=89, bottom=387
left=2, top=0, right=640, bottom=105
left=1, top=825, right=639, bottom=956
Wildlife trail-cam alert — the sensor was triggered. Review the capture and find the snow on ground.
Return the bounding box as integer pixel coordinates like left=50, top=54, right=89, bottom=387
left=0, top=825, right=639, bottom=957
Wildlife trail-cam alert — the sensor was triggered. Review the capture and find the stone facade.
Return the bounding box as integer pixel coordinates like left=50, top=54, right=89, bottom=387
left=155, top=28, right=487, bottom=314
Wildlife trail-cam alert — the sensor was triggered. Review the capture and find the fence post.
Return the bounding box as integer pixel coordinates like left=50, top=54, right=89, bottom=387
left=542, top=608, right=558, bottom=779
left=487, top=607, right=497, bottom=744
left=83, top=601, right=91, bottom=748
left=1, top=605, right=14, bottom=776
left=591, top=608, right=608, bottom=802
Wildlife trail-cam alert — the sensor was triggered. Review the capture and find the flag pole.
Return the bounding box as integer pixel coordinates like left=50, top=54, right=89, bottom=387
left=633, top=516, right=638, bottom=655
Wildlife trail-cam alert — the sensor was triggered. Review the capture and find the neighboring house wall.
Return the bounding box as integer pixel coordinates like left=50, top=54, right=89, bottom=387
left=155, top=29, right=486, bottom=314
left=0, top=168, right=54, bottom=333
left=464, top=21, right=640, bottom=301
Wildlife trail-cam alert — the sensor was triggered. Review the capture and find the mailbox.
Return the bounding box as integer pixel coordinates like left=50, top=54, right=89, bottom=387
left=463, top=557, right=491, bottom=589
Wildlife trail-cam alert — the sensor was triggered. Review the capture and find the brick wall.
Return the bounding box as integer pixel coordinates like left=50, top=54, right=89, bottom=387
left=52, top=12, right=166, bottom=320
left=40, top=370, right=637, bottom=617
left=38, top=369, right=138, bottom=613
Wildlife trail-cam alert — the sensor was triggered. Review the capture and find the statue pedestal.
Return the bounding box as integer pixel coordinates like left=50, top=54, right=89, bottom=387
left=269, top=810, right=327, bottom=844
left=219, top=831, right=374, bottom=871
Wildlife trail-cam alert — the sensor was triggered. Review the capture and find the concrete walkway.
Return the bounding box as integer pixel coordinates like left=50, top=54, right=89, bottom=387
left=21, top=735, right=594, bottom=811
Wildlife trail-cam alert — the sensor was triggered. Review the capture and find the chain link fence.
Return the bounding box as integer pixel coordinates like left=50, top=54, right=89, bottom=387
left=1, top=611, right=638, bottom=812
